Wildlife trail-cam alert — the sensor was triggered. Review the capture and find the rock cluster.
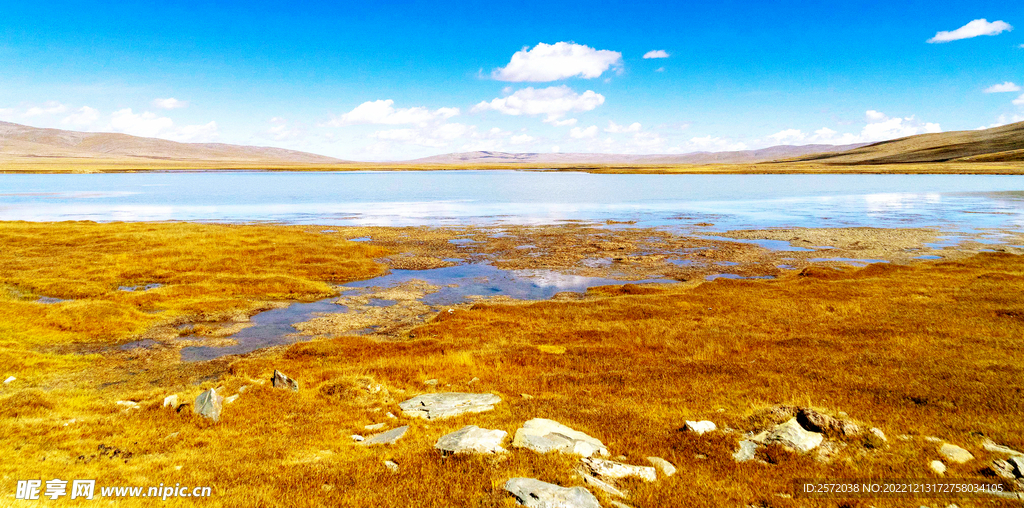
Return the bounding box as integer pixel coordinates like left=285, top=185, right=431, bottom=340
left=512, top=418, right=609, bottom=457
left=272, top=370, right=299, bottom=391
left=504, top=478, right=600, bottom=508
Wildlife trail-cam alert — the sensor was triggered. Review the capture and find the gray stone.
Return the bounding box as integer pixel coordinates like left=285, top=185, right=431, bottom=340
left=930, top=460, right=947, bottom=475
left=992, top=459, right=1016, bottom=480
left=512, top=418, right=608, bottom=457
left=361, top=425, right=409, bottom=445
left=578, top=471, right=627, bottom=498
left=684, top=420, right=717, bottom=435
left=766, top=418, right=823, bottom=453
left=865, top=427, right=887, bottom=448
left=272, top=370, right=298, bottom=391
left=733, top=440, right=758, bottom=462
left=194, top=388, right=223, bottom=422
left=981, top=439, right=1024, bottom=457
left=581, top=457, right=656, bottom=482
left=1010, top=456, right=1024, bottom=478
left=939, top=443, right=974, bottom=464
left=435, top=425, right=508, bottom=455
left=796, top=408, right=860, bottom=437
left=646, top=456, right=676, bottom=477
left=504, top=478, right=600, bottom=508
left=398, top=392, right=501, bottom=420
left=162, top=394, right=179, bottom=408
left=383, top=460, right=399, bottom=473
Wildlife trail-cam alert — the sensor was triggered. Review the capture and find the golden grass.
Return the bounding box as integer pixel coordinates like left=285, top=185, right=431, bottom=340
left=1, top=224, right=1022, bottom=507
left=0, top=222, right=387, bottom=377
left=2, top=156, right=1024, bottom=174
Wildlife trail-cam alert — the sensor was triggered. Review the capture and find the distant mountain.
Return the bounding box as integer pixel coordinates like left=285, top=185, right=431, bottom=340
left=0, top=121, right=346, bottom=163
left=407, top=144, right=870, bottom=165
left=786, top=121, right=1024, bottom=164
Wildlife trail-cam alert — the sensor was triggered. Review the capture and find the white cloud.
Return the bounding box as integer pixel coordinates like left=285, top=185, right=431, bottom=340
left=978, top=113, right=1024, bottom=129
left=106, top=108, right=218, bottom=142
left=60, top=106, right=100, bottom=128
left=865, top=110, right=887, bottom=121
left=472, top=85, right=605, bottom=122
left=109, top=109, right=175, bottom=137
left=166, top=121, right=218, bottom=142
left=326, top=99, right=459, bottom=126
left=688, top=136, right=748, bottom=151
left=643, top=50, right=670, bottom=59
left=783, top=110, right=942, bottom=146
left=984, top=82, right=1021, bottom=93
left=767, top=128, right=807, bottom=144
left=265, top=117, right=305, bottom=141
left=546, top=117, right=578, bottom=126
left=928, top=19, right=1012, bottom=43
left=1014, top=93, right=1024, bottom=106
left=23, top=101, right=67, bottom=117
left=510, top=134, right=535, bottom=145
left=605, top=121, right=641, bottom=133
left=655, top=67, right=665, bottom=72
left=152, top=98, right=188, bottom=110
left=569, top=125, right=598, bottom=139
left=492, top=42, right=622, bottom=82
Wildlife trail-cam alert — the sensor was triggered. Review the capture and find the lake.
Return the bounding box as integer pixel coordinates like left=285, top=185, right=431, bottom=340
left=1, top=171, right=1023, bottom=231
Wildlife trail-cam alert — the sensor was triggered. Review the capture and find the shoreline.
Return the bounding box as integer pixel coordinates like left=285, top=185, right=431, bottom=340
left=3, top=159, right=1024, bottom=175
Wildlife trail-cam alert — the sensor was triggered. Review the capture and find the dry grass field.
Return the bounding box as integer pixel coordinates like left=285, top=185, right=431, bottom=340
left=3, top=156, right=1024, bottom=175
left=1, top=222, right=1022, bottom=506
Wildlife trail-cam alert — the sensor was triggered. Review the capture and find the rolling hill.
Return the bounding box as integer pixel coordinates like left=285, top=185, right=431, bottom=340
left=787, top=121, right=1024, bottom=164
left=408, top=144, right=869, bottom=165
left=0, top=121, right=346, bottom=163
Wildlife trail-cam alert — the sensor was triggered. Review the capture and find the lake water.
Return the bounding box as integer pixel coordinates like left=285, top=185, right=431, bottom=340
left=1, top=171, right=1023, bottom=231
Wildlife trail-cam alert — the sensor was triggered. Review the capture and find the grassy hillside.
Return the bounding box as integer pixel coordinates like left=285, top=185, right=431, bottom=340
left=789, top=121, right=1024, bottom=164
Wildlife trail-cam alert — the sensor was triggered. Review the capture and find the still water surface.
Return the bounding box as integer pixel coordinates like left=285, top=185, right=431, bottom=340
left=2, top=171, right=1023, bottom=231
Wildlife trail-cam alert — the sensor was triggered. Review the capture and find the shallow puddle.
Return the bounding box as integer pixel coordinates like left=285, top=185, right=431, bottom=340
left=177, top=263, right=673, bottom=361
left=809, top=257, right=889, bottom=267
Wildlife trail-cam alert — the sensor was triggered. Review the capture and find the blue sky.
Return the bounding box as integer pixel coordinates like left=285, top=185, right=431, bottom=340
left=1, top=0, right=1022, bottom=160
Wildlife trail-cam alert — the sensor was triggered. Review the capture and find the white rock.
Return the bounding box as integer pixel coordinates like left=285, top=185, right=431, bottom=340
left=930, top=460, right=947, bottom=475
left=684, top=420, right=717, bottom=435
left=193, top=389, right=223, bottom=421
left=939, top=443, right=974, bottom=464
left=423, top=379, right=438, bottom=386
left=3, top=376, right=15, bottom=384
left=435, top=425, right=508, bottom=455
left=383, top=460, right=399, bottom=473
left=350, top=434, right=365, bottom=442
left=365, top=423, right=385, bottom=431
left=581, top=457, right=656, bottom=482
left=646, top=456, right=676, bottom=477
left=512, top=418, right=608, bottom=457
left=766, top=418, right=823, bottom=453
left=1009, top=456, right=1024, bottom=478
left=116, top=400, right=140, bottom=410
left=981, top=439, right=1024, bottom=457
left=224, top=394, right=239, bottom=405
left=733, top=440, right=758, bottom=462
left=162, top=394, right=179, bottom=408
left=398, top=392, right=501, bottom=420
left=504, top=478, right=600, bottom=508
left=578, top=471, right=627, bottom=498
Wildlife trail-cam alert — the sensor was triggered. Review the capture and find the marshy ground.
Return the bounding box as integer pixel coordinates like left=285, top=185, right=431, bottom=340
left=1, top=221, right=1022, bottom=507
